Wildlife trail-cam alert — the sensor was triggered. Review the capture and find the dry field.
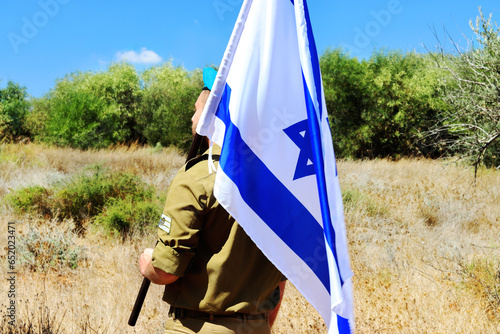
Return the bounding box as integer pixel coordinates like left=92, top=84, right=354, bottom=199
left=0, top=143, right=499, bottom=333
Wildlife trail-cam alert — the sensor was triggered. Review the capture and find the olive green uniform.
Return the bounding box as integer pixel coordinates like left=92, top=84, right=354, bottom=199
left=151, top=145, right=283, bottom=332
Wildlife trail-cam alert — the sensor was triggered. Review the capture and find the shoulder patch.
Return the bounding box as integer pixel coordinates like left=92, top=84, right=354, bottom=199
left=159, top=214, right=172, bottom=234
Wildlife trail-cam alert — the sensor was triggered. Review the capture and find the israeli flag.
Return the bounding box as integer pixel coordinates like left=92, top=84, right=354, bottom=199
left=197, top=0, right=354, bottom=332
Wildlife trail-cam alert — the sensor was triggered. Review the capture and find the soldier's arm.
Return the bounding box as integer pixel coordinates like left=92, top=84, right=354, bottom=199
left=139, top=248, right=179, bottom=285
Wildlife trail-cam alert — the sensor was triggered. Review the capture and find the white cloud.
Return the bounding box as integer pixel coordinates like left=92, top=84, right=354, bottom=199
left=115, top=47, right=162, bottom=64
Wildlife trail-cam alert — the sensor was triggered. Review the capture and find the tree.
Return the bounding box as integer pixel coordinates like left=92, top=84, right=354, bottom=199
left=320, top=48, right=444, bottom=159
left=320, top=48, right=369, bottom=157
left=25, top=96, right=51, bottom=142
left=0, top=81, right=31, bottom=141
left=361, top=50, right=445, bottom=158
left=138, top=63, right=202, bottom=151
left=426, top=9, right=500, bottom=171
left=38, top=63, right=142, bottom=149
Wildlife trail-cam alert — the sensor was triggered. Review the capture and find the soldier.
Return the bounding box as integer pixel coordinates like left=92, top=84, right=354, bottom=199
left=139, top=68, right=286, bottom=334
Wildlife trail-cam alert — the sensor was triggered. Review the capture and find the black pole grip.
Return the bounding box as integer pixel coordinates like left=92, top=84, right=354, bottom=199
left=128, top=277, right=151, bottom=326
left=128, top=133, right=204, bottom=326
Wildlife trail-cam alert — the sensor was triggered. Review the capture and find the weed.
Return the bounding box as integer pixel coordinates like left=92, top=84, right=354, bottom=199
left=18, top=223, right=87, bottom=272
left=342, top=189, right=364, bottom=205
left=0, top=294, right=65, bottom=334
left=457, top=256, right=500, bottom=320
left=342, top=188, right=387, bottom=217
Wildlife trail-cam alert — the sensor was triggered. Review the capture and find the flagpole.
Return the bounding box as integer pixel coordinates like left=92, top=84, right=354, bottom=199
left=197, top=0, right=253, bottom=137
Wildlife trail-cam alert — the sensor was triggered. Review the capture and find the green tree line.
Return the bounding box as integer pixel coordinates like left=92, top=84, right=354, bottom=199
left=321, top=48, right=449, bottom=159
left=1, top=62, right=203, bottom=151
left=1, top=12, right=498, bottom=167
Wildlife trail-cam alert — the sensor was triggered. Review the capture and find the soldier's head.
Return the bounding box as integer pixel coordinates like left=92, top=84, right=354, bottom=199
left=191, top=67, right=217, bottom=137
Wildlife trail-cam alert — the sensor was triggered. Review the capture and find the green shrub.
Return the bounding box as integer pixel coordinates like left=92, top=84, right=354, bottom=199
left=96, top=197, right=161, bottom=237
left=28, top=62, right=204, bottom=150
left=7, top=185, right=54, bottom=218
left=7, top=165, right=161, bottom=237
left=55, top=165, right=155, bottom=223
left=342, top=189, right=364, bottom=205
left=320, top=48, right=370, bottom=157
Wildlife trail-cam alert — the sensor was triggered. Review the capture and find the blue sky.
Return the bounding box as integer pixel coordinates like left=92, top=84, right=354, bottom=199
left=1, top=0, right=498, bottom=97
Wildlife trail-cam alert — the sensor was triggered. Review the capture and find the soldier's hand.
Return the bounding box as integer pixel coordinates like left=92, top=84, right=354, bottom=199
left=139, top=248, right=154, bottom=277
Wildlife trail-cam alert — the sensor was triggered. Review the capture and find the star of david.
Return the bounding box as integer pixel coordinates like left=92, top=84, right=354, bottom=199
left=283, top=119, right=315, bottom=180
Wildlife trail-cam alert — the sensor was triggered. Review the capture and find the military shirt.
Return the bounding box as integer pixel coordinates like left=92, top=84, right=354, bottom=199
left=151, top=145, right=283, bottom=314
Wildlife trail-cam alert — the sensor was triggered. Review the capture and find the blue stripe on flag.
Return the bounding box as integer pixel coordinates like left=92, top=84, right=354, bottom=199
left=215, top=84, right=330, bottom=293
left=301, top=0, right=323, bottom=118
left=301, top=71, right=343, bottom=286
left=338, top=315, right=351, bottom=332
left=298, top=0, right=344, bottom=286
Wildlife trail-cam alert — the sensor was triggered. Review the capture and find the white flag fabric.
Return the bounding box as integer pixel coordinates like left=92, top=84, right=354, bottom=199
left=197, top=0, right=354, bottom=332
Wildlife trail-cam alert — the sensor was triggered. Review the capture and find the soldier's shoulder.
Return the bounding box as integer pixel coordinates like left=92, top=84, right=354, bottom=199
left=178, top=153, right=219, bottom=184
left=185, top=154, right=211, bottom=172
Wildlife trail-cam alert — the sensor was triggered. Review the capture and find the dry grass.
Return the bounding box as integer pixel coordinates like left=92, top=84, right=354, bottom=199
left=341, top=158, right=500, bottom=333
left=0, top=142, right=185, bottom=199
left=1, top=143, right=499, bottom=333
